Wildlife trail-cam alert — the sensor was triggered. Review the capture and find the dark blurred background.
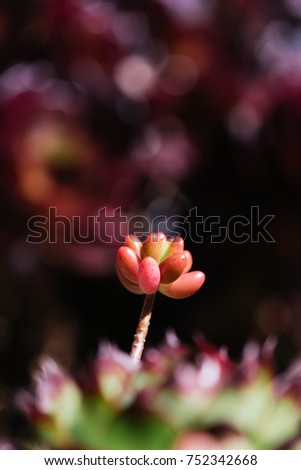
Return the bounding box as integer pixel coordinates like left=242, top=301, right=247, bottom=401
left=1, top=0, right=301, bottom=433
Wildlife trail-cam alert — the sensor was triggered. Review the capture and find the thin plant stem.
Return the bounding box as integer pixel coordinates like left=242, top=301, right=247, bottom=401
left=130, top=293, right=156, bottom=363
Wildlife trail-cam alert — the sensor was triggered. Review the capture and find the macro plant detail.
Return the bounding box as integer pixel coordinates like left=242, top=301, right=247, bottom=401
left=2, top=0, right=301, bottom=454
left=116, top=233, right=206, bottom=362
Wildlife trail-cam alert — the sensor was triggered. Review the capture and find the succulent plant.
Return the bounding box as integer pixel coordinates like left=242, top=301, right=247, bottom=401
left=17, top=333, right=301, bottom=450
left=116, top=233, right=205, bottom=361
left=116, top=233, right=205, bottom=298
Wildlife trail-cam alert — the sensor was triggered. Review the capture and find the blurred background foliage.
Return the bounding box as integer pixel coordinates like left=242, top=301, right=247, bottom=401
left=1, top=0, right=301, bottom=443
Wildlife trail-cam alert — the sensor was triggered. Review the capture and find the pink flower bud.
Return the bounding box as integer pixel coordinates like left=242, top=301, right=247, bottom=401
left=141, top=232, right=169, bottom=262
left=116, top=246, right=140, bottom=283
left=159, top=271, right=205, bottom=299
left=138, top=256, right=161, bottom=294
left=159, top=252, right=187, bottom=284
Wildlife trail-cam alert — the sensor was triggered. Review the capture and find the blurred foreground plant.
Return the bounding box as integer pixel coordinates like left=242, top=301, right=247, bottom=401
left=16, top=333, right=301, bottom=450
left=116, top=233, right=205, bottom=362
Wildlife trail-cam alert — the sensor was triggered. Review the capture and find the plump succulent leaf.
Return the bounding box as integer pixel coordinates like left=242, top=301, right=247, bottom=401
left=166, top=237, right=184, bottom=257
left=138, top=256, right=161, bottom=294
left=159, top=271, right=206, bottom=299
left=117, top=246, right=140, bottom=283
left=183, top=250, right=193, bottom=273
left=159, top=252, right=187, bottom=284
left=141, top=233, right=169, bottom=262
left=124, top=235, right=142, bottom=258
left=116, top=263, right=143, bottom=294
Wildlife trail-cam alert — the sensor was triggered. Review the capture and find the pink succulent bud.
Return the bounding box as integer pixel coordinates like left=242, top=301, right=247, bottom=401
left=138, top=256, right=161, bottom=294
left=116, top=233, right=205, bottom=299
